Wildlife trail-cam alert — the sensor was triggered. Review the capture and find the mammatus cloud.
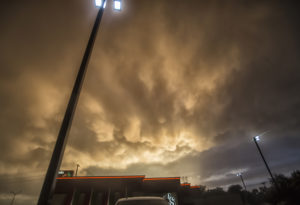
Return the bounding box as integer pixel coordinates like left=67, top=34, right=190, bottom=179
left=0, top=0, right=300, bottom=204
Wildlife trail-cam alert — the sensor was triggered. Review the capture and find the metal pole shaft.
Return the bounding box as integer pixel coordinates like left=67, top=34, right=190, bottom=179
left=37, top=2, right=106, bottom=204
left=239, top=175, right=247, bottom=191
left=253, top=138, right=279, bottom=191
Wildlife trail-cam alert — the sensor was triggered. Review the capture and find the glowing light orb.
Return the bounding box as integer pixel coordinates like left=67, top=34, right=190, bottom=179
left=114, top=0, right=122, bottom=10
left=95, top=0, right=104, bottom=7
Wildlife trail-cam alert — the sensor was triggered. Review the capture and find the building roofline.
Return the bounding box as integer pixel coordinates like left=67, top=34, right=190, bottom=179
left=57, top=176, right=182, bottom=181
left=143, top=177, right=180, bottom=181
left=57, top=175, right=145, bottom=180
left=190, top=186, right=201, bottom=189
left=117, top=196, right=166, bottom=202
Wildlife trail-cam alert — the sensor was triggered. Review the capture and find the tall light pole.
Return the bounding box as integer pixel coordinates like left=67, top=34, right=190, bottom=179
left=37, top=1, right=109, bottom=204
left=253, top=136, right=279, bottom=191
left=236, top=173, right=247, bottom=191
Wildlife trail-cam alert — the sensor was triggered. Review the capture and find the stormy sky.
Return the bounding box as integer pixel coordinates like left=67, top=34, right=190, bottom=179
left=1, top=0, right=300, bottom=204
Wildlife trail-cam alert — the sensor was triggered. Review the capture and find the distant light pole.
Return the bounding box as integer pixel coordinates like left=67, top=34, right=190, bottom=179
left=10, top=191, right=21, bottom=205
left=236, top=173, right=247, bottom=191
left=253, top=136, right=279, bottom=191
left=75, top=164, right=80, bottom=176
left=37, top=1, right=122, bottom=204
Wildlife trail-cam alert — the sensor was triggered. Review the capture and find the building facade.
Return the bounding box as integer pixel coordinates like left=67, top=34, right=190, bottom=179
left=51, top=175, right=202, bottom=205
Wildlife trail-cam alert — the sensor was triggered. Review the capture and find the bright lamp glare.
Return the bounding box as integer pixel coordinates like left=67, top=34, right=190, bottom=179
left=95, top=0, right=103, bottom=7
left=114, top=0, right=122, bottom=10
left=255, top=136, right=260, bottom=141
left=95, top=0, right=101, bottom=7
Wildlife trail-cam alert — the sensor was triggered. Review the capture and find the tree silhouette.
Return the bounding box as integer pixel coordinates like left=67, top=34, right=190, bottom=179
left=228, top=184, right=243, bottom=194
left=190, top=170, right=300, bottom=205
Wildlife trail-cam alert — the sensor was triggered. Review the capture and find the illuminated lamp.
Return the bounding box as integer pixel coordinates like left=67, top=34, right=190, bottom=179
left=95, top=0, right=106, bottom=8
left=114, top=0, right=122, bottom=11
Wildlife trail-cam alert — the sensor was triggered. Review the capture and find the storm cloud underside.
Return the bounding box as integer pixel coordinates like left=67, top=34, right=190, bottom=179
left=0, top=0, right=300, bottom=204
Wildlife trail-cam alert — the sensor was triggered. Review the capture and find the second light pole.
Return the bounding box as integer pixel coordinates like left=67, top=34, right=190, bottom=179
left=237, top=173, right=247, bottom=190
left=253, top=136, right=279, bottom=192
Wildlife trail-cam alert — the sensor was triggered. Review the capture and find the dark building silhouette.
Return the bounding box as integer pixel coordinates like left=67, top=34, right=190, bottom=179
left=51, top=175, right=203, bottom=205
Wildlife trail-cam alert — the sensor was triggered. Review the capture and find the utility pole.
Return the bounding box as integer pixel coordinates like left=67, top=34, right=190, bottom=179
left=182, top=176, right=188, bottom=184
left=75, top=164, right=80, bottom=176
left=10, top=191, right=21, bottom=205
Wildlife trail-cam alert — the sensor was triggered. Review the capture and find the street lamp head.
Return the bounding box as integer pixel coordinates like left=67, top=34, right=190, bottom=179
left=95, top=0, right=106, bottom=7
left=254, top=136, right=260, bottom=141
left=95, top=0, right=101, bottom=7
left=113, top=0, right=122, bottom=11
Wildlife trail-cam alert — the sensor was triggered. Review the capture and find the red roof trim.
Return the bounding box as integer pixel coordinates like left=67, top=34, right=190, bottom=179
left=57, top=176, right=182, bottom=181
left=143, top=177, right=180, bottom=181
left=57, top=176, right=145, bottom=180
left=181, top=183, right=190, bottom=186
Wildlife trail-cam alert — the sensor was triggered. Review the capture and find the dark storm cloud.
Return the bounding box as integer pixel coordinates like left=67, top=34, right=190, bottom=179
left=62, top=0, right=300, bottom=188
left=83, top=132, right=300, bottom=188
left=1, top=0, right=300, bottom=204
